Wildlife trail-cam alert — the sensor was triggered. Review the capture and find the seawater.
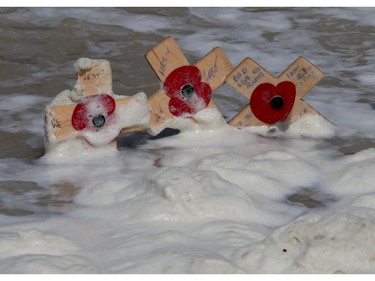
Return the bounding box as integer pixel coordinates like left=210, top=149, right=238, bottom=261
left=0, top=7, right=375, bottom=273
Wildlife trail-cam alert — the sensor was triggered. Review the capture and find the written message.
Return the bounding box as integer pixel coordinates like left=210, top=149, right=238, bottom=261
left=158, top=47, right=171, bottom=79
left=202, top=55, right=219, bottom=83
left=232, top=66, right=265, bottom=89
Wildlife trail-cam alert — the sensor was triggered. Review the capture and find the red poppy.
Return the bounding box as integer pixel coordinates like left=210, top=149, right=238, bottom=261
left=163, top=65, right=212, bottom=117
left=72, top=94, right=116, bottom=131
left=250, top=81, right=296, bottom=124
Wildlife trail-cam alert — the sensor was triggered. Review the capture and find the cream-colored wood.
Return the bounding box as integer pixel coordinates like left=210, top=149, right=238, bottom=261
left=147, top=90, right=174, bottom=132
left=120, top=127, right=146, bottom=134
left=145, top=36, right=189, bottom=82
left=287, top=99, right=320, bottom=123
left=146, top=37, right=233, bottom=135
left=278, top=56, right=324, bottom=99
left=228, top=105, right=267, bottom=128
left=225, top=57, right=274, bottom=99
left=46, top=104, right=77, bottom=142
left=195, top=47, right=233, bottom=90
left=226, top=56, right=324, bottom=128
left=77, top=59, right=113, bottom=96
left=46, top=58, right=151, bottom=147
left=46, top=96, right=143, bottom=144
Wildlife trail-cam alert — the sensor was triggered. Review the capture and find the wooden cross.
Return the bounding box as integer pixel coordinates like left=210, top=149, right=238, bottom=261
left=45, top=59, right=148, bottom=148
left=225, top=56, right=324, bottom=128
left=145, top=36, right=233, bottom=136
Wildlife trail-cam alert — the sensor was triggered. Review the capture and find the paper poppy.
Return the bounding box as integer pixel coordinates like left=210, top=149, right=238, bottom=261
left=250, top=81, right=296, bottom=124
left=163, top=65, right=212, bottom=117
left=72, top=94, right=116, bottom=131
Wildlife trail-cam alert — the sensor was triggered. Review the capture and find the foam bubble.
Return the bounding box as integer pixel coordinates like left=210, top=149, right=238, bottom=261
left=2, top=7, right=375, bottom=274
left=0, top=229, right=96, bottom=273
left=236, top=208, right=375, bottom=273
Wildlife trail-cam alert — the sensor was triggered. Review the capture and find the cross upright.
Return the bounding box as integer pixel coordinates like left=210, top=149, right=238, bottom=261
left=225, top=56, right=325, bottom=128
left=145, top=36, right=233, bottom=136
left=45, top=58, right=149, bottom=149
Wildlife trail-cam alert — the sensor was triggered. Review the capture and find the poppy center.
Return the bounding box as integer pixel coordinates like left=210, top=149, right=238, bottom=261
left=92, top=114, right=106, bottom=128
left=270, top=95, right=284, bottom=109
left=181, top=84, right=195, bottom=100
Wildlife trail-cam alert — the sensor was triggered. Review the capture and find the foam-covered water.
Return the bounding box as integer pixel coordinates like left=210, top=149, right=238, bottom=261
left=1, top=7, right=375, bottom=273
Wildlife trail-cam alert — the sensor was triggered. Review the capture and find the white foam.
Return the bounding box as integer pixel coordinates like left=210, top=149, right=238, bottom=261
left=4, top=122, right=375, bottom=273
left=44, top=59, right=151, bottom=155
left=74, top=57, right=93, bottom=72
left=149, top=107, right=228, bottom=136
left=285, top=114, right=336, bottom=138
left=2, top=7, right=375, bottom=274
left=0, top=229, right=96, bottom=273
left=323, top=148, right=375, bottom=197
left=236, top=207, right=375, bottom=273
left=80, top=93, right=150, bottom=147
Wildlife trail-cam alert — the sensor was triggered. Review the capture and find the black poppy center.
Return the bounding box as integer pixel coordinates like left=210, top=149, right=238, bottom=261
left=181, top=84, right=195, bottom=100
left=92, top=114, right=106, bottom=128
left=270, top=95, right=284, bottom=109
